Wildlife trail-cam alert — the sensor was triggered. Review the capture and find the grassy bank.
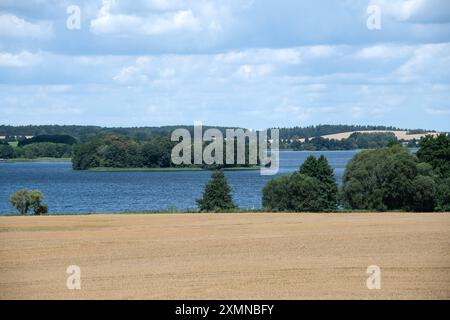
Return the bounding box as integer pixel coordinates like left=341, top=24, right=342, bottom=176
left=4, top=157, right=71, bottom=163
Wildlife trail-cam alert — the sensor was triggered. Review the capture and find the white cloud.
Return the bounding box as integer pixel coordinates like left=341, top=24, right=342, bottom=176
left=214, top=48, right=302, bottom=64
left=0, top=51, right=42, bottom=67
left=425, top=107, right=450, bottom=115
left=371, top=0, right=450, bottom=23
left=396, top=43, right=450, bottom=80
left=237, top=64, right=273, bottom=80
left=356, top=45, right=413, bottom=59
left=91, top=8, right=199, bottom=35
left=0, top=14, right=52, bottom=38
left=91, top=0, right=242, bottom=36
left=305, top=45, right=336, bottom=58
left=113, top=56, right=152, bottom=83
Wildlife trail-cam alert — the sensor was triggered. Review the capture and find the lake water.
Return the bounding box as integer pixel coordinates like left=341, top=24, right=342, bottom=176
left=0, top=150, right=360, bottom=214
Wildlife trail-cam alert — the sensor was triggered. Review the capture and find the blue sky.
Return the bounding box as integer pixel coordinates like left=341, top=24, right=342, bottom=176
left=0, top=0, right=449, bottom=130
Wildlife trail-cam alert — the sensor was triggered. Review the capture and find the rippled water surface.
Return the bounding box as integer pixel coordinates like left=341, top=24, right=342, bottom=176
left=0, top=150, right=359, bottom=214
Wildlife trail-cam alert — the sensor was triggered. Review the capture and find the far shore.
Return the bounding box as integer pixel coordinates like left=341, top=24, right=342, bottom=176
left=86, top=166, right=261, bottom=172
left=0, top=158, right=261, bottom=171
left=3, top=157, right=72, bottom=163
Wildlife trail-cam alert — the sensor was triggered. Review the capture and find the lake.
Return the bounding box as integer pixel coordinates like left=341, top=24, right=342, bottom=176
left=0, top=150, right=359, bottom=214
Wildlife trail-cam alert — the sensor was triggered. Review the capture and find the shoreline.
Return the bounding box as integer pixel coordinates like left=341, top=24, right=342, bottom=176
left=1, top=210, right=448, bottom=216
left=85, top=166, right=261, bottom=172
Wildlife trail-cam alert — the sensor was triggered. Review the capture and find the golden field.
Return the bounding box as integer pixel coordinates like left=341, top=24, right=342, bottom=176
left=0, top=212, right=449, bottom=299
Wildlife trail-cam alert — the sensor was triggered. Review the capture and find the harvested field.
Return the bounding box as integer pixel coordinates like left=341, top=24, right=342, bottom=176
left=320, top=130, right=440, bottom=141
left=0, top=212, right=449, bottom=299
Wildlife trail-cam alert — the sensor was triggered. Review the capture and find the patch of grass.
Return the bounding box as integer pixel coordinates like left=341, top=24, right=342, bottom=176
left=8, top=141, right=18, bottom=147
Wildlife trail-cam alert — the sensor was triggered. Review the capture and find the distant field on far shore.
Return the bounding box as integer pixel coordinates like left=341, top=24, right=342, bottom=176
left=1, top=212, right=449, bottom=299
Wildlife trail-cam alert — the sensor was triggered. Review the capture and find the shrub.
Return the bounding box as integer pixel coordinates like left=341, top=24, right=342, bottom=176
left=9, top=189, right=48, bottom=215
left=0, top=144, right=15, bottom=159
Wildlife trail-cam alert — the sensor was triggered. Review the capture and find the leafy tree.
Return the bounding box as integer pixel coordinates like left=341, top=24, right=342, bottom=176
left=0, top=144, right=15, bottom=159
left=262, top=176, right=291, bottom=211
left=299, top=155, right=338, bottom=209
left=17, top=142, right=72, bottom=158
left=263, top=155, right=338, bottom=212
left=341, top=145, right=418, bottom=211
left=288, top=173, right=326, bottom=211
left=197, top=171, right=236, bottom=212
left=341, top=144, right=446, bottom=211
left=9, top=189, right=48, bottom=215
left=416, top=133, right=450, bottom=177
left=141, top=137, right=173, bottom=167
left=411, top=175, right=437, bottom=212
left=435, top=178, right=450, bottom=212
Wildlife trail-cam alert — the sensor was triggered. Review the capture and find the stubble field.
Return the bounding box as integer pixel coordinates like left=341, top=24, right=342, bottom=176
left=0, top=212, right=449, bottom=299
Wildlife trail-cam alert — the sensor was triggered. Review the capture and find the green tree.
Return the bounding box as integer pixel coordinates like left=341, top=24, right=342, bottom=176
left=341, top=145, right=436, bottom=211
left=262, top=175, right=291, bottom=211
left=435, top=177, right=450, bottom=212
left=197, top=171, right=236, bottom=212
left=411, top=175, right=437, bottom=212
left=0, top=144, right=15, bottom=159
left=342, top=145, right=417, bottom=211
left=288, top=173, right=325, bottom=211
left=262, top=155, right=338, bottom=212
left=300, top=155, right=338, bottom=209
left=416, top=133, right=450, bottom=177
left=9, top=189, right=48, bottom=215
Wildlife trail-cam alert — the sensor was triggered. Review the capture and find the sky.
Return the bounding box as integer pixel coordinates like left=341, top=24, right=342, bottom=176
left=0, top=0, right=449, bottom=131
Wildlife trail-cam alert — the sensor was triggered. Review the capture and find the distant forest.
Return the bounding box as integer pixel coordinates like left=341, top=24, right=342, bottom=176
left=1, top=124, right=442, bottom=161
left=0, top=124, right=436, bottom=141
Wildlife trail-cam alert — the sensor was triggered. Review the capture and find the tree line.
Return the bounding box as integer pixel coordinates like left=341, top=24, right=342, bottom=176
left=0, top=134, right=75, bottom=159
left=8, top=134, right=449, bottom=214
left=1, top=124, right=438, bottom=142
left=200, top=134, right=450, bottom=212
left=72, top=135, right=258, bottom=170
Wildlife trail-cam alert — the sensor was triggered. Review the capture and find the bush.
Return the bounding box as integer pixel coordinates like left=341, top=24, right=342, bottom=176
left=0, top=144, right=15, bottom=159
left=9, top=189, right=48, bottom=215
left=197, top=171, right=236, bottom=212
left=262, top=155, right=338, bottom=212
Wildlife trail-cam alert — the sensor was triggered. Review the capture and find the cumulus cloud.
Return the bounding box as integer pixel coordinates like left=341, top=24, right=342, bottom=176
left=112, top=56, right=152, bottom=83
left=0, top=14, right=52, bottom=38
left=91, top=8, right=200, bottom=35
left=89, top=0, right=242, bottom=36
left=0, top=51, right=42, bottom=67
left=371, top=0, right=450, bottom=24
left=395, top=43, right=450, bottom=81
left=355, top=45, right=413, bottom=59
